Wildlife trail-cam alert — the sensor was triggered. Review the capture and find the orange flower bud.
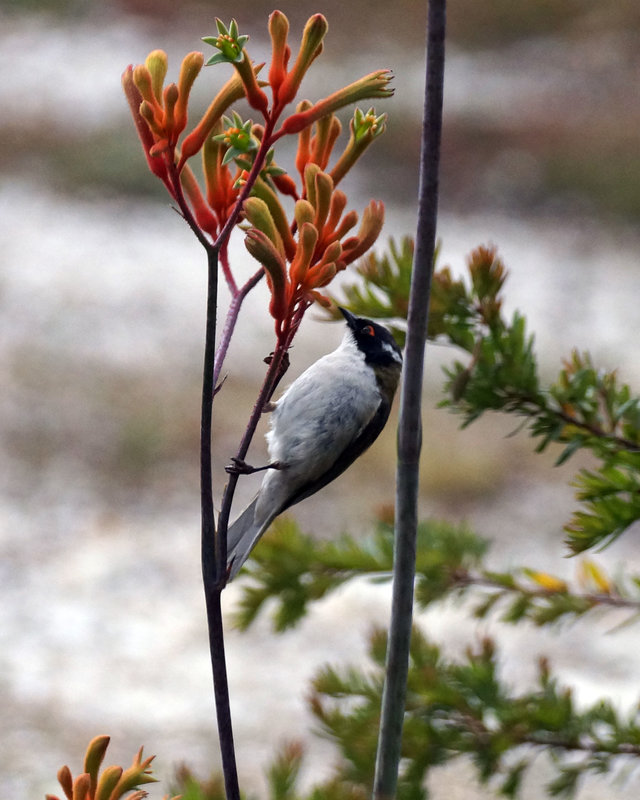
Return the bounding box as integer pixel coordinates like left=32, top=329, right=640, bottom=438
left=320, top=239, right=342, bottom=266
left=281, top=70, right=393, bottom=135
left=294, top=199, right=315, bottom=228
left=268, top=10, right=290, bottom=95
left=179, top=72, right=247, bottom=166
left=245, top=229, right=288, bottom=321
left=57, top=765, right=73, bottom=799
left=235, top=55, right=269, bottom=115
left=308, top=289, right=332, bottom=308
left=133, top=64, right=160, bottom=110
left=251, top=178, right=297, bottom=260
left=312, top=170, right=334, bottom=233
left=294, top=100, right=313, bottom=179
left=95, top=765, right=123, bottom=800
left=340, top=200, right=384, bottom=266
left=306, top=260, right=337, bottom=289
left=181, top=165, right=219, bottom=236
left=243, top=197, right=284, bottom=256
left=202, top=123, right=236, bottom=221
left=84, top=735, right=111, bottom=779
left=144, top=50, right=168, bottom=104
left=303, top=162, right=320, bottom=206
left=175, top=51, right=204, bottom=134
left=310, top=114, right=341, bottom=171
left=122, top=66, right=170, bottom=183
left=163, top=83, right=179, bottom=140
left=149, top=138, right=170, bottom=157
left=330, top=207, right=358, bottom=242
left=325, top=190, right=348, bottom=235
left=277, top=14, right=328, bottom=107
left=305, top=239, right=342, bottom=289
left=272, top=172, right=298, bottom=198
left=72, top=773, right=92, bottom=799
left=139, top=100, right=163, bottom=136
left=289, top=222, right=318, bottom=286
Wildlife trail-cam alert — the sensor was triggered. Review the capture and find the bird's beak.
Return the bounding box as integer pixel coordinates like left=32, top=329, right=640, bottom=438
left=338, top=306, right=358, bottom=329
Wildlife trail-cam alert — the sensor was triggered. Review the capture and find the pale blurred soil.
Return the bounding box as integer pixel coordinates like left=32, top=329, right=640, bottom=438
left=1, top=5, right=640, bottom=799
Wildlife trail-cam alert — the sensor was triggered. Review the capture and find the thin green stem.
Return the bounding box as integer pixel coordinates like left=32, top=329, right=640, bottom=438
left=373, top=1, right=446, bottom=797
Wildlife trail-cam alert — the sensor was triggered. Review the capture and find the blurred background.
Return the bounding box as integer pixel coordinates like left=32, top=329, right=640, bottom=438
left=1, top=1, right=639, bottom=797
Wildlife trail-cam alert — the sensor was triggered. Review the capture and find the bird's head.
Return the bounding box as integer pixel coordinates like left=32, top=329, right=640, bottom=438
left=339, top=307, right=403, bottom=370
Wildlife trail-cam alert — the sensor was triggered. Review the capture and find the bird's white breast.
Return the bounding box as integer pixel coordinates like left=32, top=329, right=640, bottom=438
left=265, top=334, right=381, bottom=483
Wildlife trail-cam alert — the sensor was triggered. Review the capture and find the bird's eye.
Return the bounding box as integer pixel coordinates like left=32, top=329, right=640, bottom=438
left=361, top=325, right=376, bottom=337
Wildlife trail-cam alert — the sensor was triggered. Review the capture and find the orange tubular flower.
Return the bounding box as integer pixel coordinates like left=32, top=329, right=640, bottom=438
left=275, top=14, right=328, bottom=110
left=175, top=51, right=207, bottom=135
left=135, top=51, right=204, bottom=150
left=202, top=124, right=239, bottom=232
left=181, top=165, right=219, bottom=239
left=338, top=200, right=385, bottom=267
left=244, top=228, right=288, bottom=321
left=122, top=65, right=170, bottom=186
left=267, top=10, right=290, bottom=97
left=243, top=166, right=384, bottom=329
left=123, top=11, right=392, bottom=330
left=281, top=70, right=394, bottom=135
left=178, top=71, right=248, bottom=166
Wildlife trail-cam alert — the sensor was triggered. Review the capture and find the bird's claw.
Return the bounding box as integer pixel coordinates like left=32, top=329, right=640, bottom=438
left=225, top=457, right=257, bottom=475
left=225, top=458, right=285, bottom=475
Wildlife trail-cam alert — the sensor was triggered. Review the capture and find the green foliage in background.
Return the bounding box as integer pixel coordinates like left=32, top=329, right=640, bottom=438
left=331, top=237, right=640, bottom=553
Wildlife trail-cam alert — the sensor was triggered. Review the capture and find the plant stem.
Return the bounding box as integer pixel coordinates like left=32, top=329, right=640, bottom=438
left=195, top=114, right=286, bottom=798
left=213, top=267, right=265, bottom=391
left=216, top=305, right=307, bottom=564
left=193, top=115, right=282, bottom=799
left=214, top=121, right=277, bottom=251
left=455, top=570, right=640, bottom=612
left=372, top=1, right=446, bottom=798
left=199, top=246, right=241, bottom=799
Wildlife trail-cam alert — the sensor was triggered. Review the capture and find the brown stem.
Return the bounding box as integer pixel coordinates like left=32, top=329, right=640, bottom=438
left=554, top=406, right=640, bottom=453
left=213, top=267, right=265, bottom=391
left=213, top=120, right=278, bottom=252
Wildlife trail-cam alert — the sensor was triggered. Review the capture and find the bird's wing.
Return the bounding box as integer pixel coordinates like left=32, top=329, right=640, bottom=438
left=280, top=395, right=391, bottom=511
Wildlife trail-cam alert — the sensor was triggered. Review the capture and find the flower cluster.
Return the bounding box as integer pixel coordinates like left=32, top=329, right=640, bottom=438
left=123, top=10, right=393, bottom=333
left=245, top=162, right=384, bottom=329
left=46, top=735, right=174, bottom=800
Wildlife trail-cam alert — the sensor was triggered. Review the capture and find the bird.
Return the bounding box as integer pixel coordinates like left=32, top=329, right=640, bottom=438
left=225, top=306, right=403, bottom=579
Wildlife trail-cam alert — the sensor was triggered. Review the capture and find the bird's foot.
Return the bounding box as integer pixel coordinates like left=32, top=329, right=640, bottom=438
left=225, top=458, right=259, bottom=475
left=225, top=458, right=285, bottom=475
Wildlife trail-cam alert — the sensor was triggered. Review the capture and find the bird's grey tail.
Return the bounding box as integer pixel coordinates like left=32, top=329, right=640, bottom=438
left=226, top=497, right=270, bottom=580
